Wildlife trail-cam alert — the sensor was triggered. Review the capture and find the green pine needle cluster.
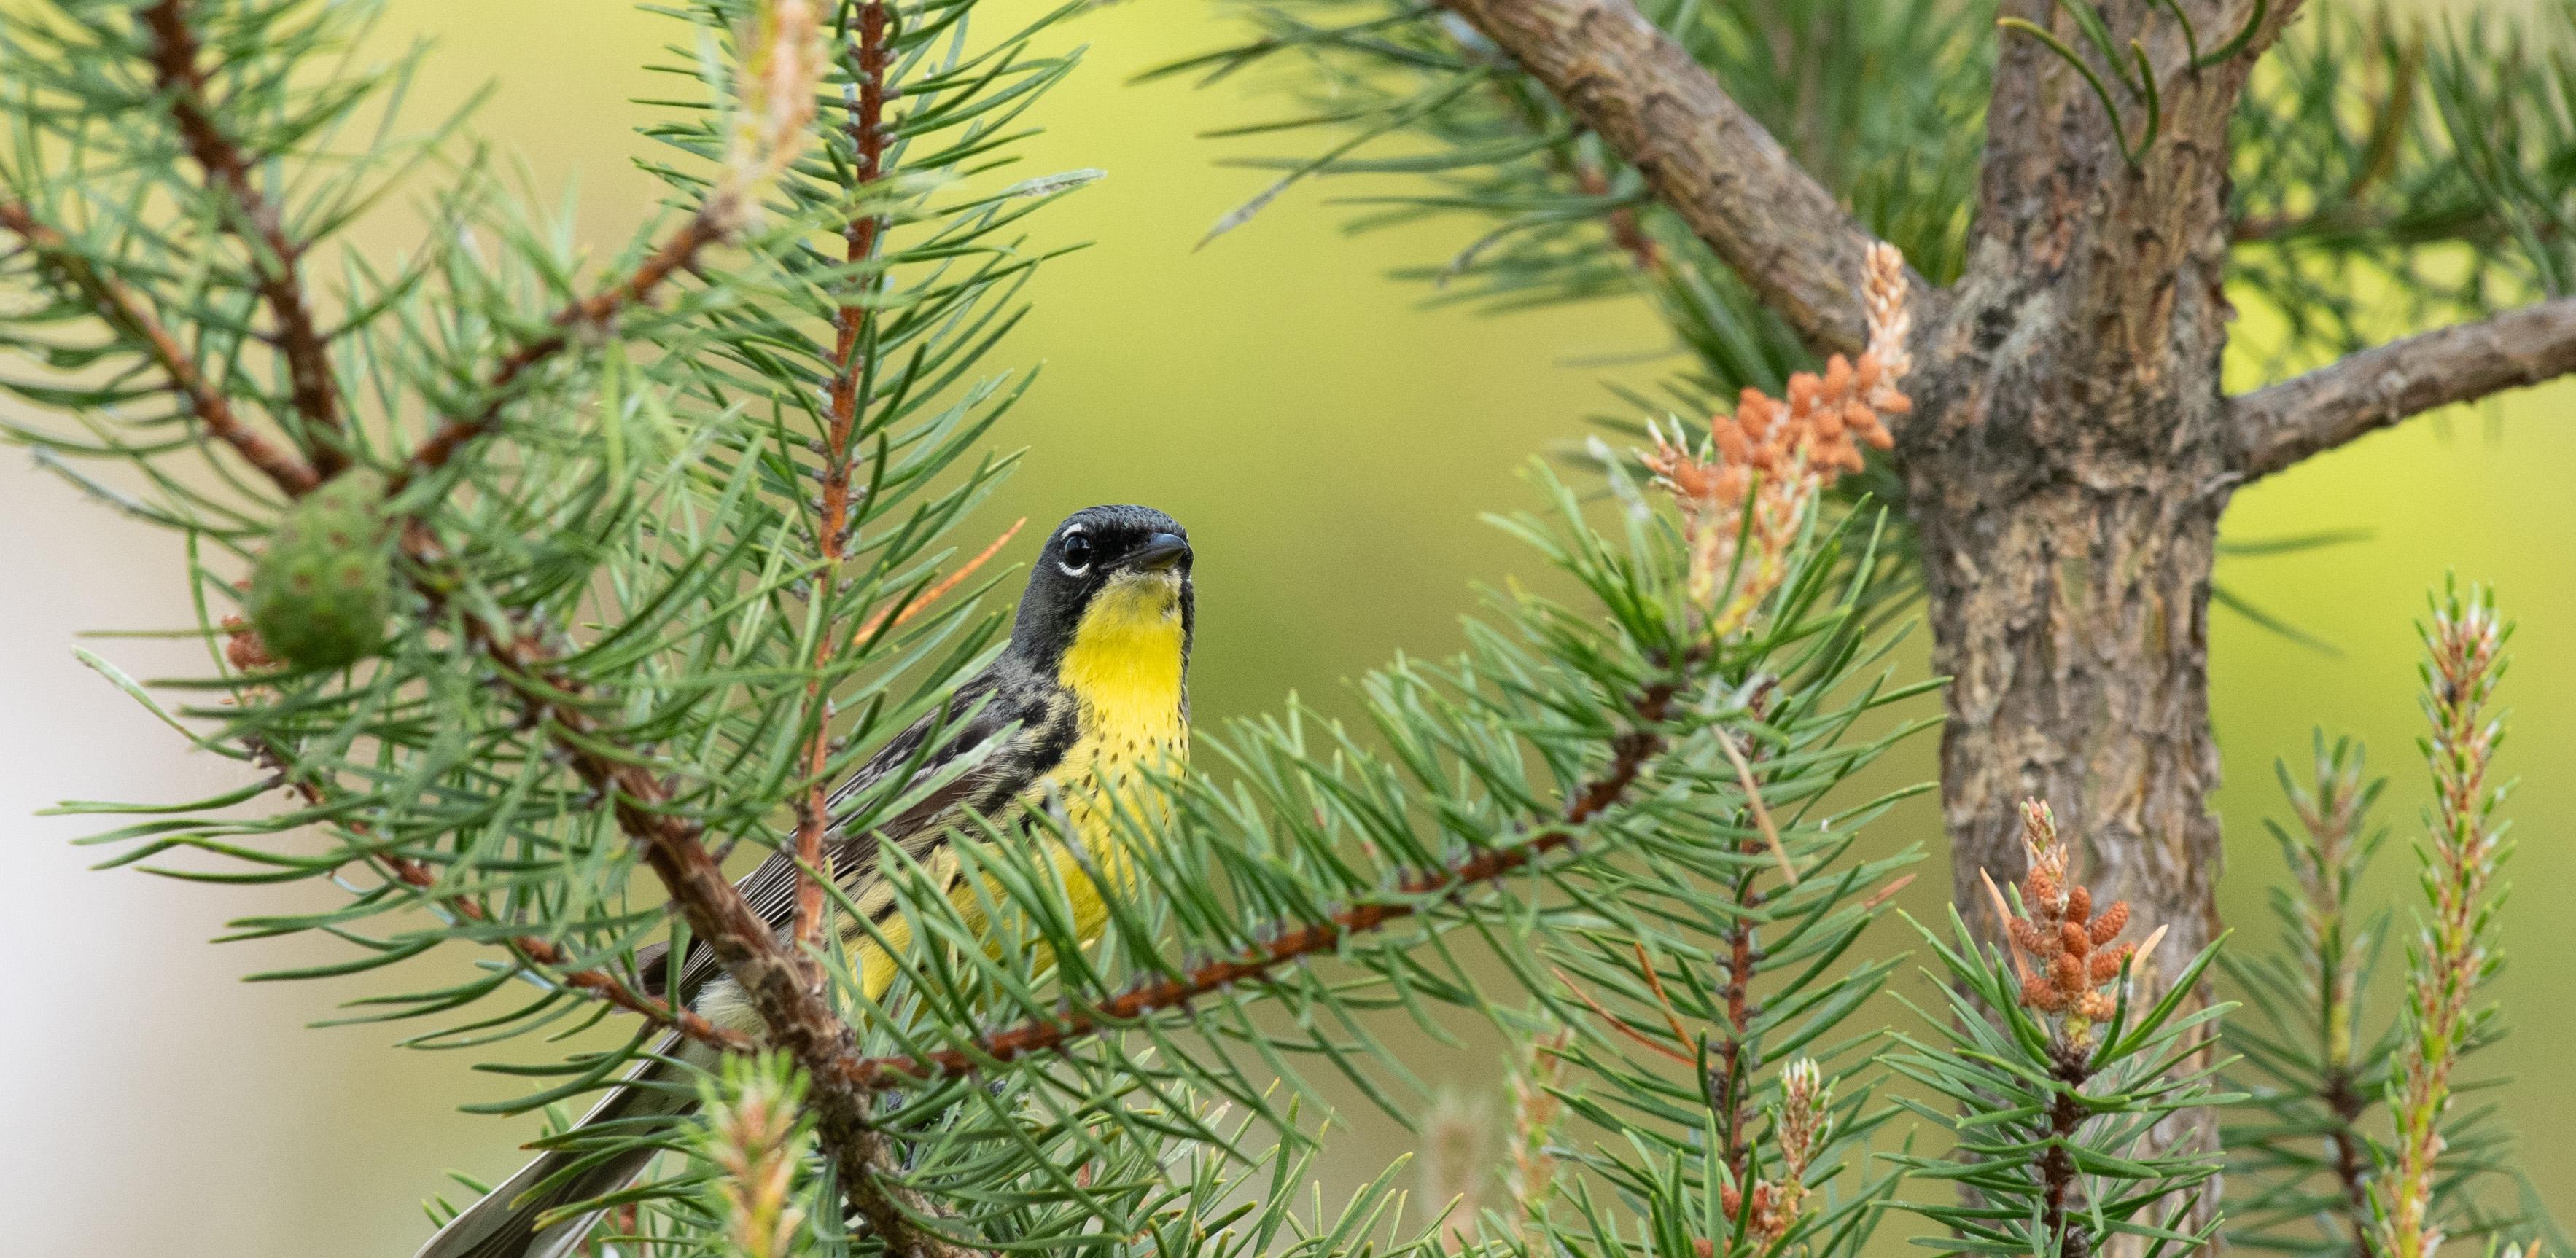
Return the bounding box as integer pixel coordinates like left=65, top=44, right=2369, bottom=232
left=1889, top=907, right=2235, bottom=1258
left=2, top=2, right=1947, bottom=1252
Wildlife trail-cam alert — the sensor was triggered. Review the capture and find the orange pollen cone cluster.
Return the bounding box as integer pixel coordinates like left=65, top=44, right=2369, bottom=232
left=1984, top=800, right=2157, bottom=1023
left=1642, top=243, right=1913, bottom=630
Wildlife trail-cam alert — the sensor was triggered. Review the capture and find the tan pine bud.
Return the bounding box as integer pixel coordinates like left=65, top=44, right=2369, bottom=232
left=2060, top=918, right=2090, bottom=958
left=2090, top=900, right=2129, bottom=945
left=2052, top=951, right=2085, bottom=996
left=2089, top=945, right=2133, bottom=985
left=2009, top=916, right=2050, bottom=957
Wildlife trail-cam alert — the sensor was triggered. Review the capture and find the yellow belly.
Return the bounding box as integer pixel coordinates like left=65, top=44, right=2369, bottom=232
left=834, top=741, right=1181, bottom=1004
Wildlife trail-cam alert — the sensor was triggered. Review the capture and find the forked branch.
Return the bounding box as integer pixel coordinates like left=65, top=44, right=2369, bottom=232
left=2230, top=296, right=2576, bottom=480
left=1436, top=0, right=1926, bottom=355
left=448, top=599, right=970, bottom=1258
left=139, top=0, right=346, bottom=472
left=0, top=200, right=322, bottom=496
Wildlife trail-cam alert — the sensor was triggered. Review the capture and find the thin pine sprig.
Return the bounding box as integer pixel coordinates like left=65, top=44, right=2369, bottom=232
left=2375, top=584, right=2513, bottom=1258
left=2221, top=733, right=2393, bottom=1258
left=2225, top=587, right=2561, bottom=1258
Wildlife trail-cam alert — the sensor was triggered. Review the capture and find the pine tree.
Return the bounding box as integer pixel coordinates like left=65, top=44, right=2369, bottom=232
left=1, top=3, right=2567, bottom=1258
left=1156, top=0, right=2576, bottom=1179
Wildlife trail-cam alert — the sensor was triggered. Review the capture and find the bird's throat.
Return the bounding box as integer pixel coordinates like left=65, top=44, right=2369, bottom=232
left=1057, top=573, right=1187, bottom=741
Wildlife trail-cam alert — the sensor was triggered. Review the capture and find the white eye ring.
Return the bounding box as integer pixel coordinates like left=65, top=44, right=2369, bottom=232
left=1057, top=528, right=1092, bottom=578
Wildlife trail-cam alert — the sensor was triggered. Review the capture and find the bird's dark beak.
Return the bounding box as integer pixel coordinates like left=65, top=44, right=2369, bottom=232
left=1126, top=532, right=1191, bottom=572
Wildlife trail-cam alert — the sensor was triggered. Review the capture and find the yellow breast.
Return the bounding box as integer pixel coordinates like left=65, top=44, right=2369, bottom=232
left=832, top=571, right=1189, bottom=1009
left=1043, top=571, right=1188, bottom=929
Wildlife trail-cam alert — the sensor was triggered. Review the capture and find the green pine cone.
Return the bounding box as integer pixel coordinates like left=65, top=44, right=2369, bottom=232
left=248, top=469, right=395, bottom=669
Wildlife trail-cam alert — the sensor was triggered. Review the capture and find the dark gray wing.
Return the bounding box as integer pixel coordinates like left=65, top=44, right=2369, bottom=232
left=651, top=663, right=1071, bottom=1004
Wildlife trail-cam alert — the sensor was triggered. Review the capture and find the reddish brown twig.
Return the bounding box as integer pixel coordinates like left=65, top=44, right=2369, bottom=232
left=445, top=596, right=979, bottom=1258
left=1713, top=859, right=1759, bottom=1179
left=793, top=0, right=895, bottom=969
left=139, top=0, right=345, bottom=474
left=828, top=680, right=1684, bottom=1091
left=394, top=212, right=731, bottom=489
left=0, top=200, right=322, bottom=496
left=239, top=726, right=754, bottom=1055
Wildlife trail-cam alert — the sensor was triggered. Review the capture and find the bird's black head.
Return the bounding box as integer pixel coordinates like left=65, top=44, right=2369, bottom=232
left=1008, top=504, right=1194, bottom=671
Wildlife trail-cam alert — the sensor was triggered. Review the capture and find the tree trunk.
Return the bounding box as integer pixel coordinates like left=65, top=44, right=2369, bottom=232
left=1904, top=2, right=2245, bottom=957
left=1894, top=1, right=2254, bottom=1233
left=1906, top=466, right=2227, bottom=982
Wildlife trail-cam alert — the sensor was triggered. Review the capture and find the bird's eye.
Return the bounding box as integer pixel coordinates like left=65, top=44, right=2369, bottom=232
left=1058, top=532, right=1094, bottom=576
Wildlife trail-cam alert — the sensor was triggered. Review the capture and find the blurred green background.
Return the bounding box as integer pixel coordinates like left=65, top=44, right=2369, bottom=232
left=2, top=0, right=2571, bottom=1253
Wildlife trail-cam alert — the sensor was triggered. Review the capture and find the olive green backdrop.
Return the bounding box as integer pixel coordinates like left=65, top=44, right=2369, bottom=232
left=2, top=1, right=2569, bottom=1253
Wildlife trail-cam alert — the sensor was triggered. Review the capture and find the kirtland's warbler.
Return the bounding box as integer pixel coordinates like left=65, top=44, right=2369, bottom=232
left=419, top=504, right=1195, bottom=1258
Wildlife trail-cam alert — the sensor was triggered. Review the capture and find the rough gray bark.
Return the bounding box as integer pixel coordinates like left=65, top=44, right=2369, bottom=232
left=1449, top=0, right=2283, bottom=1020
left=1908, top=0, right=2261, bottom=986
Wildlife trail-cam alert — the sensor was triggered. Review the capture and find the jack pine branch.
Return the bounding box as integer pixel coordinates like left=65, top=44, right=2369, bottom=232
left=2221, top=733, right=2389, bottom=1258
left=2300, top=746, right=2382, bottom=1258
left=57, top=1, right=959, bottom=1246
left=1891, top=799, right=2225, bottom=1258
left=136, top=0, right=346, bottom=472
left=0, top=199, right=322, bottom=495
left=235, top=501, right=1013, bottom=1062
left=13, top=2, right=1934, bottom=1252
left=828, top=671, right=1691, bottom=1091
left=441, top=579, right=973, bottom=1258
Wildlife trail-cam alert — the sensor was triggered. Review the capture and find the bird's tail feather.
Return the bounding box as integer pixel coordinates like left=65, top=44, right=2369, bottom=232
left=415, top=1036, right=709, bottom=1258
